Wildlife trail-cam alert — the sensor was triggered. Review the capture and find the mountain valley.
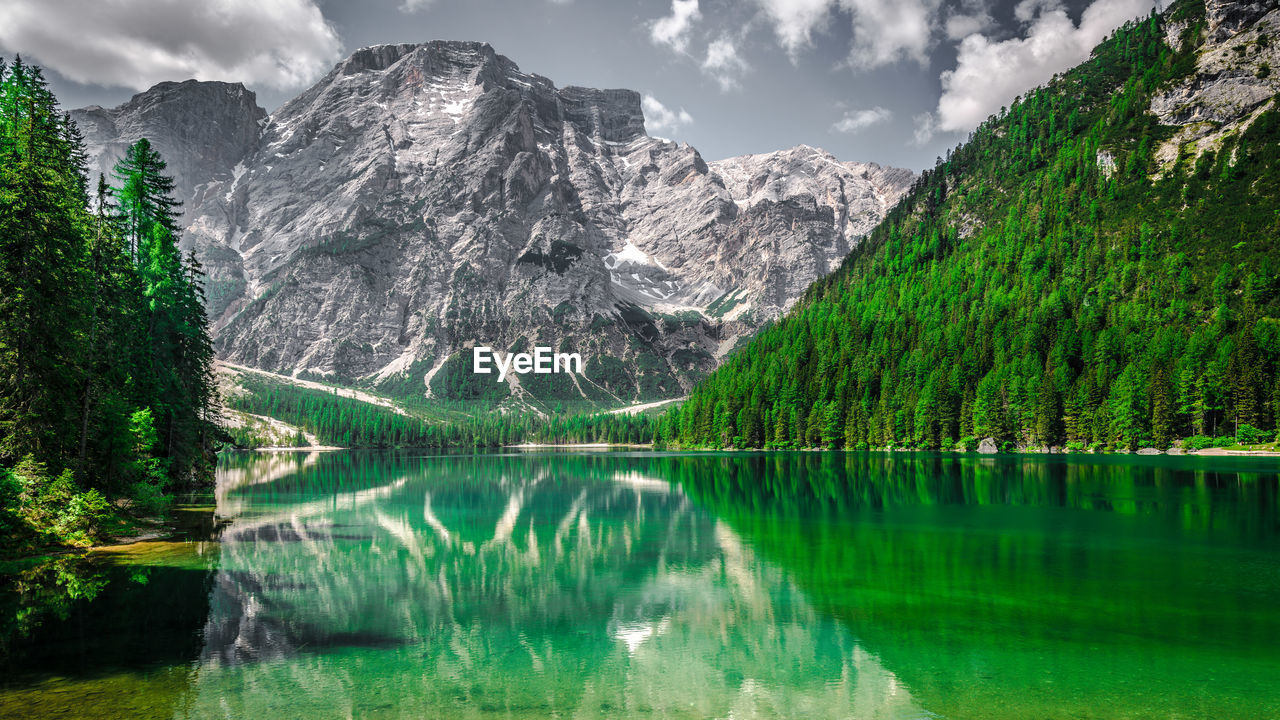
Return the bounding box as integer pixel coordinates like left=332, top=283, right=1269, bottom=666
left=72, top=43, right=913, bottom=410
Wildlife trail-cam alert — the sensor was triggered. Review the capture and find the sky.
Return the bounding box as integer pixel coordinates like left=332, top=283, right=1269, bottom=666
left=0, top=0, right=1163, bottom=170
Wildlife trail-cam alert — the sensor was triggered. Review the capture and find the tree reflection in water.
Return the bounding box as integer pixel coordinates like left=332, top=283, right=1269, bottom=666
left=2, top=450, right=1276, bottom=719
left=192, top=451, right=929, bottom=719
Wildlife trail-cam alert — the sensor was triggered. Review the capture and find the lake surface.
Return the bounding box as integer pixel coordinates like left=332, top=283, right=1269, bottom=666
left=1, top=450, right=1278, bottom=719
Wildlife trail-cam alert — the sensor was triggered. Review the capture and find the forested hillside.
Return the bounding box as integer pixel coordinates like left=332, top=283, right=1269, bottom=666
left=0, top=58, right=218, bottom=550
left=226, top=374, right=653, bottom=448
left=660, top=1, right=1280, bottom=451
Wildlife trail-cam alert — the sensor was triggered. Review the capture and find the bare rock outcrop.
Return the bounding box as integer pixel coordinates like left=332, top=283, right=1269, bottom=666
left=1151, top=1, right=1280, bottom=171
left=74, top=42, right=914, bottom=406
left=71, top=80, right=266, bottom=206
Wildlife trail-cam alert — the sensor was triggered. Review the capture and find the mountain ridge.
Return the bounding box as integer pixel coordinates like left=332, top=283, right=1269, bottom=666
left=72, top=79, right=266, bottom=206
left=72, top=40, right=914, bottom=410
left=660, top=0, right=1280, bottom=450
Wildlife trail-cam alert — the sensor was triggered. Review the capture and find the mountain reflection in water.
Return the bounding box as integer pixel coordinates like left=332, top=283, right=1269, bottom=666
left=2, top=450, right=1276, bottom=719
left=189, top=451, right=927, bottom=719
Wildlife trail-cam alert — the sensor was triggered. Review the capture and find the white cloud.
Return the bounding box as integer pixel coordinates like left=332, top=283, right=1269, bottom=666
left=1014, top=0, right=1061, bottom=22
left=912, top=112, right=938, bottom=145
left=754, top=0, right=832, bottom=58
left=831, top=106, right=892, bottom=133
left=0, top=0, right=342, bottom=92
left=642, top=94, right=694, bottom=132
left=702, top=37, right=750, bottom=91
left=945, top=0, right=994, bottom=40
left=945, top=13, right=992, bottom=40
left=839, top=0, right=943, bottom=69
left=650, top=0, right=702, bottom=53
left=647, top=1, right=747, bottom=91
left=935, top=0, right=1155, bottom=133
left=752, top=0, right=942, bottom=70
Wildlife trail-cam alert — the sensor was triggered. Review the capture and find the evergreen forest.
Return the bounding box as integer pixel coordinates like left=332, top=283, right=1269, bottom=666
left=226, top=375, right=654, bottom=449
left=659, top=2, right=1280, bottom=452
left=0, top=57, right=218, bottom=551
left=7, top=0, right=1280, bottom=554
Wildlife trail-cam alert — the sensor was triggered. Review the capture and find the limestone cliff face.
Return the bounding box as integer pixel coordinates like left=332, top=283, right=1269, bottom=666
left=70, top=80, right=266, bottom=206
left=75, top=42, right=914, bottom=407
left=708, top=147, right=913, bottom=318
left=1151, top=0, right=1280, bottom=170
left=1206, top=0, right=1277, bottom=40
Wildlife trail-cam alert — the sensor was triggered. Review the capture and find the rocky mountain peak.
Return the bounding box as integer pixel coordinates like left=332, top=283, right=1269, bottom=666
left=328, top=41, right=518, bottom=85
left=70, top=80, right=266, bottom=206
left=558, top=86, right=646, bottom=144
left=712, top=144, right=912, bottom=212
left=72, top=42, right=914, bottom=408
left=290, top=41, right=647, bottom=146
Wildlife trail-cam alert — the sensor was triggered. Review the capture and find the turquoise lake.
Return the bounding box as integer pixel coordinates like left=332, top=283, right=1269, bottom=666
left=1, top=450, right=1278, bottom=719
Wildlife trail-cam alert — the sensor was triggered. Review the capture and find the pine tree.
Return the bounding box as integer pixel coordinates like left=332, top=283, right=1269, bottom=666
left=659, top=12, right=1280, bottom=452
left=109, top=140, right=219, bottom=486
left=1034, top=371, right=1064, bottom=448
left=1150, top=364, right=1175, bottom=447
left=0, top=58, right=90, bottom=466
left=0, top=57, right=234, bottom=544
left=112, top=138, right=180, bottom=262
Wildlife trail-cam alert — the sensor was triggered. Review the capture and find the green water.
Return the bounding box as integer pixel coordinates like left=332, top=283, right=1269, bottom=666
left=1, top=451, right=1278, bottom=719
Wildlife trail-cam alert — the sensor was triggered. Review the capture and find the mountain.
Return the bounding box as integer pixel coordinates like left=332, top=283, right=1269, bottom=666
left=661, top=0, right=1280, bottom=451
left=72, top=42, right=912, bottom=410
left=71, top=80, right=266, bottom=206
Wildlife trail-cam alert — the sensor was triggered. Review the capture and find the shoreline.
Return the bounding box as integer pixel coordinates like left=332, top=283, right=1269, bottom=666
left=2, top=507, right=206, bottom=565
left=519, top=440, right=1280, bottom=456
left=15, top=443, right=1275, bottom=564
left=93, top=503, right=218, bottom=552
left=235, top=444, right=344, bottom=452
left=705, top=447, right=1280, bottom=457
left=1179, top=447, right=1280, bottom=457
left=224, top=443, right=1280, bottom=457
left=508, top=442, right=654, bottom=449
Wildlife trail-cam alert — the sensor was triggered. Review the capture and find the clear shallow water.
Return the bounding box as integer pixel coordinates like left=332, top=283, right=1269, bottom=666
left=1, top=450, right=1278, bottom=719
